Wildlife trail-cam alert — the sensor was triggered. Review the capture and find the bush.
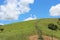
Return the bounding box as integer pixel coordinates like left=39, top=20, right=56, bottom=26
left=58, top=18, right=60, bottom=21
left=48, top=23, right=58, bottom=30
left=0, top=28, right=4, bottom=32
left=57, top=18, right=60, bottom=25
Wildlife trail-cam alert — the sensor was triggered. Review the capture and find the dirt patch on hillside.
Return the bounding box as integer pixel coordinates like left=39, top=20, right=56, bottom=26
left=43, top=35, right=58, bottom=40
left=29, top=35, right=58, bottom=40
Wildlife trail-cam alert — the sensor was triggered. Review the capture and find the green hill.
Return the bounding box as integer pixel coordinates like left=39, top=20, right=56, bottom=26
left=0, top=18, right=60, bottom=40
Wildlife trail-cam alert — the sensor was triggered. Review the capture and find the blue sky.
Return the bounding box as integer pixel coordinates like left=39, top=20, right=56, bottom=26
left=0, top=0, right=60, bottom=24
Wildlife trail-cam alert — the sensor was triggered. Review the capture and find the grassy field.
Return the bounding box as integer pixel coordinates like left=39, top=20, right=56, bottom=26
left=0, top=18, right=60, bottom=40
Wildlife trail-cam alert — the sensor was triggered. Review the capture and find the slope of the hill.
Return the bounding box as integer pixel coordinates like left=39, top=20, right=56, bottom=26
left=0, top=18, right=60, bottom=40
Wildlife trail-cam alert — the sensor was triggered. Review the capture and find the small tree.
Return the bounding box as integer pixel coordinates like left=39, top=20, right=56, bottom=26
left=0, top=25, right=4, bottom=32
left=0, top=28, right=4, bottom=32
left=48, top=23, right=58, bottom=30
left=58, top=18, right=60, bottom=21
left=57, top=18, right=60, bottom=25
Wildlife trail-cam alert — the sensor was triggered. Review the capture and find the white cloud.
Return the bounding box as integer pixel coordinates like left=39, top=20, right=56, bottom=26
left=0, top=0, right=34, bottom=20
left=24, top=15, right=37, bottom=21
left=49, top=4, right=60, bottom=16
left=0, top=23, right=4, bottom=25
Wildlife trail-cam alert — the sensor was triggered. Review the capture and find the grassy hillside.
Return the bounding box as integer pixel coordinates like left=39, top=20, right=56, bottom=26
left=0, top=18, right=60, bottom=40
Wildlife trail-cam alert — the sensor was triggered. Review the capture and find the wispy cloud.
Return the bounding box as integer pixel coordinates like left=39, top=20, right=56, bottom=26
left=49, top=4, right=60, bottom=16
left=0, top=0, right=34, bottom=20
left=24, top=14, right=37, bottom=21
left=0, top=23, right=4, bottom=25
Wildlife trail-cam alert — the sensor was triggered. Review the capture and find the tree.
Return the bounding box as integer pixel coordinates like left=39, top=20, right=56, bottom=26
left=58, top=18, right=60, bottom=21
left=57, top=18, right=60, bottom=25
left=0, top=26, right=4, bottom=32
left=0, top=28, right=4, bottom=32
left=48, top=23, right=58, bottom=30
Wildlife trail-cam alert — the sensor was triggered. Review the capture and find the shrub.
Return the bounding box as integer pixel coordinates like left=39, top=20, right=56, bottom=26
left=57, top=18, right=60, bottom=25
left=48, top=23, right=58, bottom=30
left=58, top=18, right=60, bottom=21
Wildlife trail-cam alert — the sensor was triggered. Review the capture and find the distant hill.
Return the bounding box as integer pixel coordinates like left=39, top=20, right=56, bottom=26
left=0, top=18, right=60, bottom=40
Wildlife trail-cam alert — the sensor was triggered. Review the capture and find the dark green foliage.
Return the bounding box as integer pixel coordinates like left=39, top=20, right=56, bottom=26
left=57, top=18, right=60, bottom=25
left=0, top=26, right=4, bottom=32
left=0, top=28, right=4, bottom=32
left=58, top=18, right=60, bottom=21
left=0, top=28, right=4, bottom=31
left=48, top=23, right=58, bottom=30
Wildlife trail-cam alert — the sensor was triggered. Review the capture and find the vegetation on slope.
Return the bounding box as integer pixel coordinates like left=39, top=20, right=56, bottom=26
left=0, top=18, right=60, bottom=40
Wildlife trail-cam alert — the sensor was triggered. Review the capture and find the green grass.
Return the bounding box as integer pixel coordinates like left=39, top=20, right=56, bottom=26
left=0, top=18, right=60, bottom=40
left=37, top=18, right=60, bottom=39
